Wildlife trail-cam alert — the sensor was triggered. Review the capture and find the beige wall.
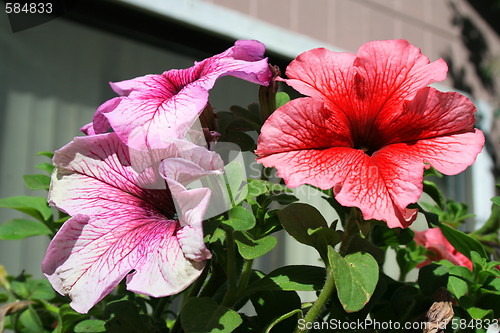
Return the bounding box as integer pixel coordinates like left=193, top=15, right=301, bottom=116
left=206, top=0, right=499, bottom=104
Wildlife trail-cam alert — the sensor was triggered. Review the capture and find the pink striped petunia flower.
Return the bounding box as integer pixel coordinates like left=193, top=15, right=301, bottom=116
left=256, top=40, right=484, bottom=228
left=82, top=40, right=271, bottom=149
left=42, top=133, right=223, bottom=313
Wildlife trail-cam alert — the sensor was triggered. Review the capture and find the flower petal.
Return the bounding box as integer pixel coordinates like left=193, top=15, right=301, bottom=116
left=414, top=228, right=472, bottom=270
left=42, top=212, right=205, bottom=313
left=91, top=40, right=271, bottom=148
left=258, top=147, right=417, bottom=228
left=379, top=130, right=485, bottom=177
left=354, top=39, right=447, bottom=107
left=43, top=133, right=220, bottom=313
left=281, top=48, right=356, bottom=108
left=282, top=40, right=447, bottom=146
left=255, top=97, right=352, bottom=158
left=378, top=87, right=477, bottom=144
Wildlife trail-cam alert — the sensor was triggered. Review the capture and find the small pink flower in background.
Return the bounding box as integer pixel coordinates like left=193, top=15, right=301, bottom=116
left=256, top=39, right=484, bottom=228
left=42, top=133, right=223, bottom=313
left=414, top=228, right=473, bottom=270
left=83, top=40, right=271, bottom=149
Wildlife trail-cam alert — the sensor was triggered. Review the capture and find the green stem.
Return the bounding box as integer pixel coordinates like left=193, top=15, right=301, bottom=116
left=171, top=316, right=182, bottom=333
left=198, top=263, right=224, bottom=298
left=152, top=297, right=170, bottom=319
left=237, top=259, right=253, bottom=293
left=398, top=270, right=408, bottom=283
left=471, top=204, right=500, bottom=236
left=294, top=268, right=336, bottom=333
left=170, top=266, right=210, bottom=332
left=181, top=265, right=209, bottom=308
left=339, top=208, right=367, bottom=256
left=221, top=228, right=238, bottom=307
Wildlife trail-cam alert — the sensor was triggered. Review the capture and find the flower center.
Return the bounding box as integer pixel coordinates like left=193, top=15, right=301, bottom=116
left=357, top=145, right=378, bottom=156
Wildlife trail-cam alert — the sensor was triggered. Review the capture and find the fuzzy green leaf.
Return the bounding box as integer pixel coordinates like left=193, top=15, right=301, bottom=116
left=328, top=248, right=379, bottom=312
left=423, top=180, right=445, bottom=209
left=0, top=219, right=52, bottom=240
left=0, top=196, right=53, bottom=221
left=23, top=174, right=51, bottom=190
left=275, top=92, right=291, bottom=109
left=234, top=232, right=277, bottom=260
left=74, top=320, right=106, bottom=333
left=222, top=206, right=256, bottom=231
left=181, top=297, right=242, bottom=333
left=439, top=224, right=488, bottom=259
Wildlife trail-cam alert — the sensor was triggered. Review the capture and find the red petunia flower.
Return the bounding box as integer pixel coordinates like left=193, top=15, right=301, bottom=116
left=256, top=40, right=484, bottom=228
left=414, top=228, right=472, bottom=270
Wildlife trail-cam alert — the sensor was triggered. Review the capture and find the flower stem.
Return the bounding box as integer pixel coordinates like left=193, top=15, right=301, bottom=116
left=237, top=259, right=253, bottom=293
left=152, top=297, right=170, bottom=319
left=181, top=265, right=209, bottom=307
left=221, top=227, right=238, bottom=307
left=294, top=268, right=336, bottom=333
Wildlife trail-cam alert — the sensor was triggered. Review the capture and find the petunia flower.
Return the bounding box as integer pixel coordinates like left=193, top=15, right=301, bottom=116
left=82, top=40, right=271, bottom=149
left=256, top=40, right=484, bottom=228
left=414, top=228, right=472, bottom=270
left=42, top=133, right=223, bottom=313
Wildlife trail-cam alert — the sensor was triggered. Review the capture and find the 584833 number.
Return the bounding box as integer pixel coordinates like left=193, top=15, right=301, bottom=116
left=5, top=2, right=53, bottom=14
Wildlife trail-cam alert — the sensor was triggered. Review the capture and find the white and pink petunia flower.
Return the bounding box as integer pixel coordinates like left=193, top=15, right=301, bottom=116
left=82, top=40, right=271, bottom=149
left=256, top=39, right=484, bottom=228
left=42, top=133, right=224, bottom=313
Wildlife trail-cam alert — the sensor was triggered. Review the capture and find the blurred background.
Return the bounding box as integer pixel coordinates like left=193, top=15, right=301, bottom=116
left=0, top=0, right=498, bottom=280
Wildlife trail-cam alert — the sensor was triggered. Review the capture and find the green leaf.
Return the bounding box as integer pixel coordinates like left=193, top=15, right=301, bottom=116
left=439, top=224, right=488, bottom=259
left=245, top=179, right=270, bottom=200
left=10, top=278, right=55, bottom=301
left=448, top=276, right=468, bottom=299
left=423, top=166, right=442, bottom=178
left=245, top=265, right=326, bottom=296
left=224, top=161, right=248, bottom=205
left=251, top=290, right=300, bottom=333
left=491, top=196, right=500, bottom=206
left=23, top=174, right=51, bottom=190
left=36, top=151, right=54, bottom=159
left=0, top=196, right=53, bottom=222
left=414, top=203, right=440, bottom=227
left=35, top=162, right=55, bottom=174
left=328, top=248, right=379, bottom=312
left=467, top=307, right=493, bottom=319
left=0, top=292, right=8, bottom=303
left=268, top=193, right=298, bottom=205
left=448, top=265, right=473, bottom=281
left=0, top=219, right=52, bottom=240
left=308, top=227, right=340, bottom=252
left=417, top=264, right=449, bottom=296
left=423, top=180, right=445, bottom=209
left=278, top=203, right=338, bottom=260
left=11, top=280, right=30, bottom=299
left=275, top=92, right=290, bottom=109
left=54, top=304, right=87, bottom=333
left=222, top=131, right=256, bottom=152
left=264, top=309, right=302, bottom=333
left=278, top=203, right=327, bottom=244
left=104, top=300, right=144, bottom=333
left=229, top=105, right=261, bottom=129
left=181, top=297, right=242, bottom=333
left=19, top=306, right=44, bottom=333
left=371, top=225, right=414, bottom=247
left=225, top=119, right=257, bottom=133
left=28, top=279, right=55, bottom=300
left=234, top=232, right=277, bottom=260
left=74, top=320, right=106, bottom=333
left=222, top=206, right=256, bottom=231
